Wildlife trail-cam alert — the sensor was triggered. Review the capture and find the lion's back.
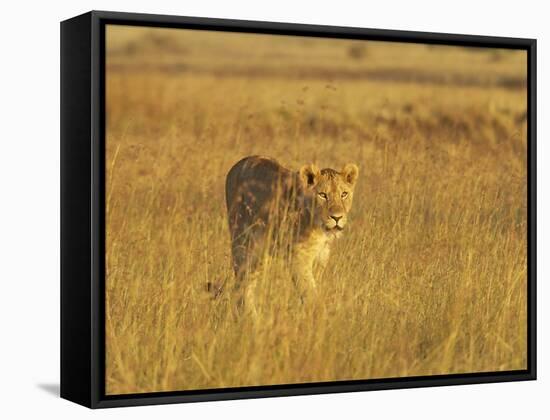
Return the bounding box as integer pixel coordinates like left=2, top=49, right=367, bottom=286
left=226, top=155, right=294, bottom=225
left=225, top=156, right=295, bottom=276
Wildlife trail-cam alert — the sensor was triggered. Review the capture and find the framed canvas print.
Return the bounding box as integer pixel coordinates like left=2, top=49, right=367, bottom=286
left=60, top=11, right=536, bottom=408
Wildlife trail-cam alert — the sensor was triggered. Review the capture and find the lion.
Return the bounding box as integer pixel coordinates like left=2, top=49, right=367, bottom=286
left=225, top=155, right=359, bottom=295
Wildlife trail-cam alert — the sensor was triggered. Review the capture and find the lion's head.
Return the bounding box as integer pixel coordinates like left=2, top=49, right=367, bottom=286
left=298, top=162, right=359, bottom=234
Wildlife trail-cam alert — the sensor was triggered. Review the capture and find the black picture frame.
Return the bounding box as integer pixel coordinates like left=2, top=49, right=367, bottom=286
left=60, top=10, right=537, bottom=409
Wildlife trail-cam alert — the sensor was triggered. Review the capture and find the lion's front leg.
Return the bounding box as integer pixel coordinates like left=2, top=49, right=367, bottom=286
left=291, top=246, right=317, bottom=298
left=315, top=243, right=330, bottom=276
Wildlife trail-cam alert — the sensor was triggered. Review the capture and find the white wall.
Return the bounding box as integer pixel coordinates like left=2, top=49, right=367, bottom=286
left=0, top=0, right=546, bottom=418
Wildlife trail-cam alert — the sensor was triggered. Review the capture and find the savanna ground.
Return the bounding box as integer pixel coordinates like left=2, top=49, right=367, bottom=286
left=105, top=25, right=528, bottom=394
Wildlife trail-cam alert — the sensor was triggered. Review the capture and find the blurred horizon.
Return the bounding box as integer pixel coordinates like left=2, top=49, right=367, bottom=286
left=106, top=25, right=526, bottom=90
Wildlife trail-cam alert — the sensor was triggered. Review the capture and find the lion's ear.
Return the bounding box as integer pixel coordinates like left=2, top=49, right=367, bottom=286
left=342, top=163, right=359, bottom=186
left=299, top=163, right=321, bottom=189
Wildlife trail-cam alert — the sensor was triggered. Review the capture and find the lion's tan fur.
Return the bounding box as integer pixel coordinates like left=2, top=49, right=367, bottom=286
left=225, top=155, right=358, bottom=296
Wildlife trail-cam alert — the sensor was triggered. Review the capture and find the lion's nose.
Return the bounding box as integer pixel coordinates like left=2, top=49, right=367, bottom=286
left=331, top=215, right=343, bottom=223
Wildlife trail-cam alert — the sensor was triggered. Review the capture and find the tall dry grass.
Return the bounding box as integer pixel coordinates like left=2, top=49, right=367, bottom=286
left=105, top=26, right=527, bottom=394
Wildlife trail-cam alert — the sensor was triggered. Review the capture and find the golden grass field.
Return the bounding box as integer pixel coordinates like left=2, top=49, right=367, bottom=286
left=105, top=25, right=528, bottom=394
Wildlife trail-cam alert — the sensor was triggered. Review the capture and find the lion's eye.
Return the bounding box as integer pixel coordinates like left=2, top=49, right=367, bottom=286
left=318, top=192, right=327, bottom=200
left=341, top=191, right=348, bottom=199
